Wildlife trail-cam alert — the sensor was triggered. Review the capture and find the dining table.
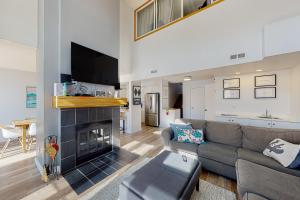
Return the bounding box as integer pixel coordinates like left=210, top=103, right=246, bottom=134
left=12, top=119, right=36, bottom=152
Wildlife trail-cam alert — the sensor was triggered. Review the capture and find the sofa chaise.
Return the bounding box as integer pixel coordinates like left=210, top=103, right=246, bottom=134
left=161, top=119, right=300, bottom=200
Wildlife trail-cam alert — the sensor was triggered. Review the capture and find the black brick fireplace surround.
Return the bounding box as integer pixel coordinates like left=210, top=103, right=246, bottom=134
left=60, top=107, right=120, bottom=174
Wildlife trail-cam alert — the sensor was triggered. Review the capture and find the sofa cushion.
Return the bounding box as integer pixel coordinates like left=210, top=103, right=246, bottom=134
left=198, top=142, right=238, bottom=166
left=236, top=159, right=300, bottom=200
left=170, top=140, right=199, bottom=156
left=238, top=148, right=300, bottom=177
left=206, top=121, right=242, bottom=147
left=242, top=126, right=300, bottom=153
left=243, top=193, right=269, bottom=200
left=175, top=119, right=206, bottom=130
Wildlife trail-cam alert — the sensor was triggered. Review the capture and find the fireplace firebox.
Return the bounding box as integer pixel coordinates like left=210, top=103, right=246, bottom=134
left=76, top=121, right=112, bottom=165
left=60, top=107, right=120, bottom=174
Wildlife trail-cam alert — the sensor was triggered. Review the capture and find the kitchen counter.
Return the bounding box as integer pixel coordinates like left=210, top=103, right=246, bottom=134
left=216, top=114, right=300, bottom=123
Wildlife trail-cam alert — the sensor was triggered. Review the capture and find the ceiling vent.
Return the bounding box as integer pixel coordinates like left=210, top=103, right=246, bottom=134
left=230, top=53, right=246, bottom=60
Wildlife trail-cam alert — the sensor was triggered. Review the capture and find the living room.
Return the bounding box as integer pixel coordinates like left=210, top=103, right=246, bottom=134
left=0, top=0, right=300, bottom=200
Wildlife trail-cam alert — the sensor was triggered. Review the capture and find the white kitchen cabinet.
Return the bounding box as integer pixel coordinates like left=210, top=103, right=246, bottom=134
left=249, top=119, right=300, bottom=129
left=216, top=116, right=234, bottom=123
left=248, top=119, right=272, bottom=128
left=215, top=116, right=250, bottom=126
left=271, top=121, right=300, bottom=129
left=216, top=116, right=300, bottom=129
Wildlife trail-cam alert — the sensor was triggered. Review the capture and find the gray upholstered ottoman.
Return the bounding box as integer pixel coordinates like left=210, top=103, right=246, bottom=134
left=119, top=150, right=202, bottom=200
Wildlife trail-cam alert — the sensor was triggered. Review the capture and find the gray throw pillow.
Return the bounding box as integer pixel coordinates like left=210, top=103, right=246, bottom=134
left=263, top=138, right=300, bottom=168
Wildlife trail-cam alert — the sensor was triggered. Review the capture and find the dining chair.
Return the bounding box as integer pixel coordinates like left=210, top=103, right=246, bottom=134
left=0, top=125, right=22, bottom=158
left=27, top=123, right=37, bottom=151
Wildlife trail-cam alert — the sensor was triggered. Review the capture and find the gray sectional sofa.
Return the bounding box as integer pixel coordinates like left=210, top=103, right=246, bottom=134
left=161, top=119, right=300, bottom=200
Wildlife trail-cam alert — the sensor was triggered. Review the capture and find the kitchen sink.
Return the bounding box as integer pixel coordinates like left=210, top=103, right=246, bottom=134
left=221, top=114, right=238, bottom=117
left=257, top=116, right=281, bottom=120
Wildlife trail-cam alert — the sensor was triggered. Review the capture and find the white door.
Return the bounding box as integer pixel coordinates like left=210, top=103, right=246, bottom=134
left=190, top=87, right=205, bottom=120
left=204, top=83, right=216, bottom=120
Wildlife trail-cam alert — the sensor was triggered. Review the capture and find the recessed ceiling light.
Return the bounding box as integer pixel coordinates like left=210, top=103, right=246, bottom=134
left=184, top=76, right=192, bottom=81
left=235, top=72, right=241, bottom=75
left=256, top=69, right=263, bottom=72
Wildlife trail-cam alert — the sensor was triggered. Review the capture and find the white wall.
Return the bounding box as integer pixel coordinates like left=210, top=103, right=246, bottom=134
left=120, top=0, right=134, bottom=77
left=0, top=69, right=36, bottom=140
left=264, top=15, right=300, bottom=57
left=127, top=81, right=141, bottom=133
left=35, top=0, right=121, bottom=172
left=0, top=0, right=38, bottom=47
left=141, top=79, right=163, bottom=123
left=290, top=65, right=300, bottom=121
left=215, top=69, right=291, bottom=119
left=36, top=0, right=61, bottom=171
left=183, top=69, right=297, bottom=121
left=128, top=0, right=300, bottom=81
left=60, top=0, right=120, bottom=74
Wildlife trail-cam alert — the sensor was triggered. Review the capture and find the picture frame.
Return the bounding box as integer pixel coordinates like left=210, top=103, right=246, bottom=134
left=223, top=78, right=240, bottom=89
left=26, top=86, right=37, bottom=108
left=133, top=86, right=141, bottom=105
left=223, top=89, right=240, bottom=99
left=255, top=74, right=276, bottom=87
left=255, top=87, right=276, bottom=99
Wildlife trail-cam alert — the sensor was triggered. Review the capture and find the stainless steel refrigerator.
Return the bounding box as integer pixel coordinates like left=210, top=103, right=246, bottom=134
left=145, top=93, right=160, bottom=127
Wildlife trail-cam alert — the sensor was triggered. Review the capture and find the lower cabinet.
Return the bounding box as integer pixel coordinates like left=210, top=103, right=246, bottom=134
left=215, top=116, right=250, bottom=126
left=248, top=119, right=273, bottom=128
left=216, top=116, right=300, bottom=129
left=271, top=121, right=300, bottom=129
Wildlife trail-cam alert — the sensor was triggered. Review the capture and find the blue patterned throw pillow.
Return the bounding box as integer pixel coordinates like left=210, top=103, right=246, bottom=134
left=177, top=128, right=205, bottom=144
left=170, top=123, right=192, bottom=140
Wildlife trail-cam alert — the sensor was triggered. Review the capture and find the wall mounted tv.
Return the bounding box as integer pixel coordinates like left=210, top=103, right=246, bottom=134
left=71, top=42, right=120, bottom=88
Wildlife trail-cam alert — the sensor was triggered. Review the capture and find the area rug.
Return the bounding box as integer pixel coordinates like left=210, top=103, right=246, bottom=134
left=84, top=159, right=236, bottom=200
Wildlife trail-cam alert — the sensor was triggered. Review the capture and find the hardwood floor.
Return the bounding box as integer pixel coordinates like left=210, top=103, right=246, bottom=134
left=0, top=125, right=238, bottom=200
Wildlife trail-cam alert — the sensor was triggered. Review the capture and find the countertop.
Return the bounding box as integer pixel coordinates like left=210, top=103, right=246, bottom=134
left=216, top=114, right=300, bottom=123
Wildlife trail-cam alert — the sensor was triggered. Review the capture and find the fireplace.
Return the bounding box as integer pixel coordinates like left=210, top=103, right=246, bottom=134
left=60, top=107, right=120, bottom=174
left=76, top=121, right=112, bottom=165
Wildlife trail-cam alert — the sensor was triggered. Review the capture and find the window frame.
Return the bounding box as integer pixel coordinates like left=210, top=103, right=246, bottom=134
left=134, top=0, right=224, bottom=41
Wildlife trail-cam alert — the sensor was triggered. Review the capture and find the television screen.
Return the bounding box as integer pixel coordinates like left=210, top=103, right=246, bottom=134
left=71, top=42, right=119, bottom=87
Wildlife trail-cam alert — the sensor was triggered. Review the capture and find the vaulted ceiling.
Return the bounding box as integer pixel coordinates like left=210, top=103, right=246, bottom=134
left=0, top=0, right=37, bottom=72
left=0, top=39, right=36, bottom=72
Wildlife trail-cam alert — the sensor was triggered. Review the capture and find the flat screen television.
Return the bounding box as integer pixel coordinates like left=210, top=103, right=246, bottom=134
left=71, top=42, right=120, bottom=88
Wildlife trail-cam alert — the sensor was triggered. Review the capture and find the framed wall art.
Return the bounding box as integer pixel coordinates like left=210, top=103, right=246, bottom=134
left=255, top=74, right=276, bottom=87
left=223, top=89, right=240, bottom=99
left=255, top=87, right=276, bottom=99
left=133, top=86, right=141, bottom=105
left=223, top=78, right=240, bottom=89
left=26, top=86, right=37, bottom=108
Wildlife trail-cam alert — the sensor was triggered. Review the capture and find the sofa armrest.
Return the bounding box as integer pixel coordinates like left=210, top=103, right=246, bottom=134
left=236, top=159, right=300, bottom=200
left=161, top=127, right=174, bottom=147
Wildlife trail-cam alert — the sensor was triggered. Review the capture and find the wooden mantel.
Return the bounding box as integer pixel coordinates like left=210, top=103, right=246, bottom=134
left=52, top=96, right=128, bottom=109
